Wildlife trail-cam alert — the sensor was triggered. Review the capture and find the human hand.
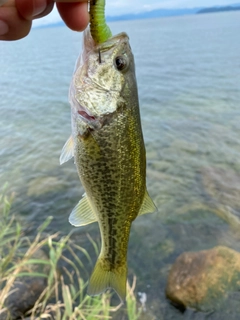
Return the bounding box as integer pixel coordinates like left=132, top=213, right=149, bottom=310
left=0, top=0, right=89, bottom=41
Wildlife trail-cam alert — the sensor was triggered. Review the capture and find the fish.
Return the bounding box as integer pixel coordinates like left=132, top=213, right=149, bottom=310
left=60, top=28, right=156, bottom=301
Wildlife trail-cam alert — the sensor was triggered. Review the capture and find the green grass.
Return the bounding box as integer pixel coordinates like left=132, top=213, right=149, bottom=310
left=0, top=184, right=144, bottom=320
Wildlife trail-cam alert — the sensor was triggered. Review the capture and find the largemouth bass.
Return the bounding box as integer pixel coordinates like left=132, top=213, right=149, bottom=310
left=60, top=28, right=156, bottom=301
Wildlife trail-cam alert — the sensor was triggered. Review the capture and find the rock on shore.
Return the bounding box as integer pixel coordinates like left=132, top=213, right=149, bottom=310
left=166, top=246, right=240, bottom=311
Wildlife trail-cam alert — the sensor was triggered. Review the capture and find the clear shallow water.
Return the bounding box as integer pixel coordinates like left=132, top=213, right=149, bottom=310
left=1, top=11, right=240, bottom=319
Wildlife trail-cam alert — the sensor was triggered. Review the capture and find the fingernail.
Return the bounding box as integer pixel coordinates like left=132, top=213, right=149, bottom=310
left=0, top=20, right=8, bottom=36
left=33, top=0, right=47, bottom=17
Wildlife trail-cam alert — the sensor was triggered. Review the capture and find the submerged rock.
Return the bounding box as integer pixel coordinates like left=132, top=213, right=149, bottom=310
left=170, top=139, right=198, bottom=154
left=198, top=166, right=240, bottom=232
left=166, top=246, right=240, bottom=312
left=201, top=167, right=240, bottom=210
left=27, top=176, right=63, bottom=197
left=1, top=277, right=48, bottom=320
left=0, top=249, right=50, bottom=320
left=176, top=201, right=240, bottom=232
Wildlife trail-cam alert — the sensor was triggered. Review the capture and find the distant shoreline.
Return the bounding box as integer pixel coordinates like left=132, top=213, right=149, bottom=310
left=106, top=4, right=240, bottom=22
left=34, top=3, right=240, bottom=29
left=197, top=5, right=240, bottom=14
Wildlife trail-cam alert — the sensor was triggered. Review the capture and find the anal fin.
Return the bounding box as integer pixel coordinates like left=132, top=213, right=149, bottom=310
left=138, top=189, right=157, bottom=216
left=69, top=194, right=97, bottom=226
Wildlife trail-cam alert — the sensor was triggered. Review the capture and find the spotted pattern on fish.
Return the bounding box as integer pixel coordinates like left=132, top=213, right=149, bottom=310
left=64, top=29, right=156, bottom=301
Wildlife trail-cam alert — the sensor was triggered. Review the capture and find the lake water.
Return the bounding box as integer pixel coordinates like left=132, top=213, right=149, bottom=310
left=1, top=11, right=240, bottom=319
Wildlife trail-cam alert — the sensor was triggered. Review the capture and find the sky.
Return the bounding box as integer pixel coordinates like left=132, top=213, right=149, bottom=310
left=33, top=0, right=238, bottom=27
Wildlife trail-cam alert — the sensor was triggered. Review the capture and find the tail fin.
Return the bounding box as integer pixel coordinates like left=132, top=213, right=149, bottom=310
left=87, top=257, right=127, bottom=302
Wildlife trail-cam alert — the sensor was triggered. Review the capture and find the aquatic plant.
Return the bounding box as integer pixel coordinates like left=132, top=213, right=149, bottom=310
left=0, top=184, right=143, bottom=319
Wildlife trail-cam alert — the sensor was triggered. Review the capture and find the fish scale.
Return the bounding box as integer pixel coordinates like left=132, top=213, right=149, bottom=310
left=60, top=29, right=156, bottom=301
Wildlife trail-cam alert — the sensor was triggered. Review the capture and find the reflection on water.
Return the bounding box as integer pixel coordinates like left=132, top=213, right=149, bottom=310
left=1, top=11, right=240, bottom=319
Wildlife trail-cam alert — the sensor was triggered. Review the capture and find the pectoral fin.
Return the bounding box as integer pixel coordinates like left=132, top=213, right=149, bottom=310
left=69, top=194, right=97, bottom=226
left=138, top=189, right=157, bottom=216
left=60, top=135, right=74, bottom=165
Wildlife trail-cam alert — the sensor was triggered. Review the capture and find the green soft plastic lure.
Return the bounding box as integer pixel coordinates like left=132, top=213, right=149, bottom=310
left=89, top=0, right=112, bottom=43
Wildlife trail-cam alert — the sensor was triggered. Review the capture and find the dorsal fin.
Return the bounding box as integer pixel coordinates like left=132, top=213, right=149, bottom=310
left=69, top=194, right=97, bottom=226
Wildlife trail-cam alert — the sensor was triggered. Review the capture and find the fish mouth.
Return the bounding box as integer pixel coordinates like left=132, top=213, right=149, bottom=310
left=76, top=103, right=102, bottom=130
left=70, top=85, right=103, bottom=131
left=78, top=109, right=96, bottom=122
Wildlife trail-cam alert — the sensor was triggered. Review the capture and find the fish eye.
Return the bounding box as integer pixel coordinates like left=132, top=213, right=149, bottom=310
left=114, top=56, right=128, bottom=71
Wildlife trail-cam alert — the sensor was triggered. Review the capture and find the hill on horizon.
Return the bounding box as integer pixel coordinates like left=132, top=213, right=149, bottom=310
left=36, top=3, right=240, bottom=28
left=197, top=4, right=240, bottom=14
left=106, top=7, right=199, bottom=22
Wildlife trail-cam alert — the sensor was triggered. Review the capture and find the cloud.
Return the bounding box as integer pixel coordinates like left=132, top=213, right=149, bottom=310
left=33, top=7, right=61, bottom=27
left=105, top=0, right=237, bottom=15
left=33, top=0, right=237, bottom=27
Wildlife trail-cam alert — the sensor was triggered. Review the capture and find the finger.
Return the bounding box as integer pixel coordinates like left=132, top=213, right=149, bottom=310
left=0, top=1, right=31, bottom=40
left=56, top=1, right=89, bottom=31
left=0, top=0, right=89, bottom=41
left=15, top=0, right=54, bottom=20
left=56, top=0, right=88, bottom=2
